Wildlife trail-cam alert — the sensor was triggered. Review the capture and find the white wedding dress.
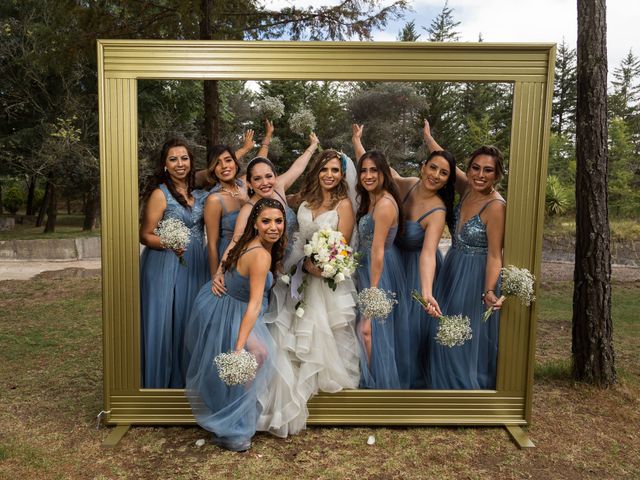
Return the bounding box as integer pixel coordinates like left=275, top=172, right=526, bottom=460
left=257, top=201, right=360, bottom=437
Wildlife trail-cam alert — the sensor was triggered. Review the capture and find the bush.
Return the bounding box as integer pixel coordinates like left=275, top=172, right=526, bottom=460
left=545, top=175, right=571, bottom=217
left=3, top=186, right=25, bottom=215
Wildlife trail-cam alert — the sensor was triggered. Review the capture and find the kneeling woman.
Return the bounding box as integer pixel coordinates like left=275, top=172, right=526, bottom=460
left=183, top=198, right=286, bottom=452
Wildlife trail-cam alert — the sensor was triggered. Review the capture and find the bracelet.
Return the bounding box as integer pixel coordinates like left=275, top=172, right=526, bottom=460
left=481, top=289, right=495, bottom=300
left=261, top=142, right=270, bottom=147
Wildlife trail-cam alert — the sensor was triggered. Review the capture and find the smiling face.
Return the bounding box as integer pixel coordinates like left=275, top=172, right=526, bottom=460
left=359, top=158, right=382, bottom=193
left=421, top=155, right=451, bottom=192
left=165, top=146, right=191, bottom=181
left=318, top=157, right=343, bottom=192
left=467, top=154, right=498, bottom=193
left=255, top=207, right=285, bottom=245
left=249, top=162, right=277, bottom=198
left=213, top=150, right=238, bottom=183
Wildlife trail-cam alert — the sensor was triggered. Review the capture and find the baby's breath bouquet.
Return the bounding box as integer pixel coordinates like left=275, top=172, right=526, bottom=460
left=154, top=217, right=191, bottom=266
left=357, top=287, right=398, bottom=323
left=255, top=95, right=285, bottom=120
left=411, top=291, right=472, bottom=348
left=303, top=227, right=359, bottom=290
left=214, top=350, right=258, bottom=386
left=289, top=108, right=316, bottom=136
left=482, top=265, right=536, bottom=322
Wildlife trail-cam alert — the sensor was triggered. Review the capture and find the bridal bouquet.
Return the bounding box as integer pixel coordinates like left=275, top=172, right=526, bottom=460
left=154, top=217, right=191, bottom=266
left=304, top=228, right=359, bottom=290
left=214, top=350, right=258, bottom=386
left=482, top=265, right=536, bottom=322
left=357, top=287, right=398, bottom=323
left=411, top=291, right=472, bottom=347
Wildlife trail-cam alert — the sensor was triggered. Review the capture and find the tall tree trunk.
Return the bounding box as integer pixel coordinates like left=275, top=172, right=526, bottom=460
left=25, top=175, right=36, bottom=216
left=200, top=0, right=221, bottom=156
left=36, top=181, right=51, bottom=227
left=44, top=182, right=57, bottom=233
left=573, top=0, right=615, bottom=386
left=82, top=187, right=100, bottom=231
left=0, top=182, right=3, bottom=215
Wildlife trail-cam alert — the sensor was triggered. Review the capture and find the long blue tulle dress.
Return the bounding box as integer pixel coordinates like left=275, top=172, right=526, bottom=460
left=428, top=196, right=505, bottom=390
left=140, top=184, right=209, bottom=389
left=356, top=204, right=409, bottom=389
left=396, top=204, right=445, bottom=389
left=184, top=253, right=275, bottom=449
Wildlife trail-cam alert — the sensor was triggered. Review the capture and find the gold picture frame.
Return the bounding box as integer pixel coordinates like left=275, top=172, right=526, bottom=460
left=97, top=40, right=555, bottom=448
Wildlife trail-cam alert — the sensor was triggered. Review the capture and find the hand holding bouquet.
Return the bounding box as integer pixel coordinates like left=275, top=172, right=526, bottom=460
left=154, top=217, right=191, bottom=266
left=303, top=228, right=359, bottom=290
left=482, top=265, right=536, bottom=322
left=214, top=350, right=258, bottom=386
left=412, top=291, right=472, bottom=348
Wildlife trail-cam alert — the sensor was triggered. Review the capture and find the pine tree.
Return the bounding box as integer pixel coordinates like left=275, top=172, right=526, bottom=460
left=552, top=39, right=578, bottom=136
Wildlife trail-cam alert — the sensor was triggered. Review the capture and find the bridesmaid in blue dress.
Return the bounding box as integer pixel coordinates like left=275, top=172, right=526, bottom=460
left=353, top=123, right=457, bottom=388
left=424, top=122, right=506, bottom=390
left=354, top=150, right=409, bottom=389
left=184, top=198, right=286, bottom=452
left=139, top=139, right=209, bottom=388
left=211, top=133, right=320, bottom=296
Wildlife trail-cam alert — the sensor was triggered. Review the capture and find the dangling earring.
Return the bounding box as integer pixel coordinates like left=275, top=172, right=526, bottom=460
left=164, top=166, right=168, bottom=173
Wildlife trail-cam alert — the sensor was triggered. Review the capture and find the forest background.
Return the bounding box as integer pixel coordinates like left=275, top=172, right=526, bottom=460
left=1, top=0, right=639, bottom=233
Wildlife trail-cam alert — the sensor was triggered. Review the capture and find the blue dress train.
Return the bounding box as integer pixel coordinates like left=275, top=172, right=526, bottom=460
left=140, top=184, right=209, bottom=388
left=428, top=197, right=504, bottom=390
left=355, top=206, right=409, bottom=389
left=184, top=263, right=275, bottom=446
left=396, top=206, right=445, bottom=389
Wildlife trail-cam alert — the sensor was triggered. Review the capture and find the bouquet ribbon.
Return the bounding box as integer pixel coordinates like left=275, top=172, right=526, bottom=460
left=290, top=258, right=306, bottom=302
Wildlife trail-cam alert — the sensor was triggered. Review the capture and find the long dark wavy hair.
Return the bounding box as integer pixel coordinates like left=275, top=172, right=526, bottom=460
left=355, top=150, right=404, bottom=235
left=466, top=145, right=506, bottom=185
left=222, top=198, right=286, bottom=275
left=205, top=145, right=240, bottom=188
left=423, top=150, right=456, bottom=234
left=142, top=138, right=196, bottom=209
left=245, top=156, right=278, bottom=197
left=298, top=149, right=349, bottom=210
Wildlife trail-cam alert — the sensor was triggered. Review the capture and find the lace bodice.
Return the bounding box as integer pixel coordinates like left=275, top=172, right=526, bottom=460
left=159, top=184, right=206, bottom=243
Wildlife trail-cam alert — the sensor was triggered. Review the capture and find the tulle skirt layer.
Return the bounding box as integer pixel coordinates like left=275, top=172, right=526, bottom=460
left=184, top=282, right=275, bottom=441
left=428, top=248, right=499, bottom=389
left=400, top=248, right=443, bottom=389
left=356, top=245, right=410, bottom=389
left=140, top=241, right=209, bottom=388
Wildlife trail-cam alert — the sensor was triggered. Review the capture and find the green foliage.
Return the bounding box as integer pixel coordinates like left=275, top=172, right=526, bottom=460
left=3, top=185, right=25, bottom=214
left=545, top=175, right=571, bottom=217
left=548, top=132, right=576, bottom=183
left=552, top=39, right=577, bottom=136
left=609, top=117, right=640, bottom=217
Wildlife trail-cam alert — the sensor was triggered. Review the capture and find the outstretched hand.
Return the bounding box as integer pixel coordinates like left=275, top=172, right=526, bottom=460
left=264, top=118, right=274, bottom=138
left=242, top=129, right=255, bottom=150
left=351, top=123, right=363, bottom=141
left=422, top=119, right=432, bottom=142
left=309, top=132, right=319, bottom=147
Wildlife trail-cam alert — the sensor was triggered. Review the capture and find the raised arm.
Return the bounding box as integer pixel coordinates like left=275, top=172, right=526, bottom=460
left=418, top=210, right=446, bottom=317
left=423, top=119, right=467, bottom=194
left=336, top=198, right=355, bottom=245
left=235, top=129, right=255, bottom=161
left=351, top=124, right=366, bottom=160
left=277, top=132, right=319, bottom=191
left=234, top=249, right=271, bottom=351
left=256, top=119, right=274, bottom=158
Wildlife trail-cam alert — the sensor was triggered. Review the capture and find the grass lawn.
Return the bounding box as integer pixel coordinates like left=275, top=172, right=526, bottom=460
left=0, top=270, right=638, bottom=479
left=0, top=214, right=100, bottom=240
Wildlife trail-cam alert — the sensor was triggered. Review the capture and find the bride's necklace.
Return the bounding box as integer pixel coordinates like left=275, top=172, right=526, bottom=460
left=220, top=183, right=240, bottom=198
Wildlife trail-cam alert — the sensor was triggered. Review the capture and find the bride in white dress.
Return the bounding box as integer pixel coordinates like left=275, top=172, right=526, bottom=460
left=258, top=149, right=360, bottom=437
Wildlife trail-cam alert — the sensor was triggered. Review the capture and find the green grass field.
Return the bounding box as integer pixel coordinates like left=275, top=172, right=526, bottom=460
left=0, top=214, right=100, bottom=240
left=0, top=271, right=638, bottom=479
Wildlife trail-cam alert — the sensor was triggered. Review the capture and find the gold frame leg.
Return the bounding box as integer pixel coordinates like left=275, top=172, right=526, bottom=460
left=505, top=425, right=535, bottom=448
left=102, top=424, right=131, bottom=448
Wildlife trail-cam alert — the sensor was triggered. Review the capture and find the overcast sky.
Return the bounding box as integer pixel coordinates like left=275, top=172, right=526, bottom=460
left=267, top=0, right=639, bottom=81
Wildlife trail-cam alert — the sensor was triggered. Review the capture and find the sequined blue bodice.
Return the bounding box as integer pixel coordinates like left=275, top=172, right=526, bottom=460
left=159, top=184, right=206, bottom=243
left=224, top=268, right=273, bottom=303
left=357, top=214, right=398, bottom=254
left=451, top=201, right=494, bottom=255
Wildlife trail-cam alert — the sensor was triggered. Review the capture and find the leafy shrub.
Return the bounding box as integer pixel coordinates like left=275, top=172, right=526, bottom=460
left=545, top=175, right=571, bottom=217
left=3, top=186, right=25, bottom=214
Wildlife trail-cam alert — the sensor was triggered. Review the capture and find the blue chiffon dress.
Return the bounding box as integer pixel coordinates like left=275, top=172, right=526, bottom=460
left=396, top=205, right=445, bottom=389
left=140, top=184, right=209, bottom=388
left=428, top=196, right=504, bottom=390
left=184, top=254, right=275, bottom=448
left=355, top=203, right=409, bottom=389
